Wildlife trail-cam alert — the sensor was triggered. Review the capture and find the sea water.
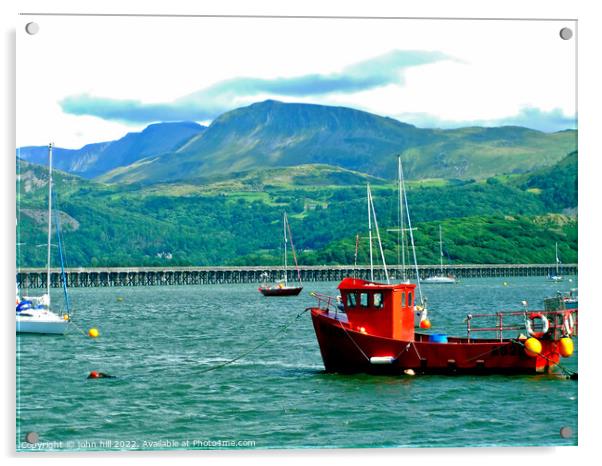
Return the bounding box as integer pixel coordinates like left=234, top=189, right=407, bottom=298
left=16, top=276, right=578, bottom=450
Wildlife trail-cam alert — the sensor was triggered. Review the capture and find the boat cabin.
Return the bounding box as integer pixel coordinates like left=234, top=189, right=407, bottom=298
left=338, top=277, right=416, bottom=341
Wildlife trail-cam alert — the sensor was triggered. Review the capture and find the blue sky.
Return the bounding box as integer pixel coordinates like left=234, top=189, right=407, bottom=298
left=18, top=16, right=577, bottom=148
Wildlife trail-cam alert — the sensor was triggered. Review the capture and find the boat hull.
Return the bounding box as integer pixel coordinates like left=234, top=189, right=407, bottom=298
left=16, top=317, right=68, bottom=334
left=16, top=308, right=68, bottom=335
left=421, top=276, right=456, bottom=284
left=311, top=309, right=561, bottom=375
left=259, top=286, right=303, bottom=296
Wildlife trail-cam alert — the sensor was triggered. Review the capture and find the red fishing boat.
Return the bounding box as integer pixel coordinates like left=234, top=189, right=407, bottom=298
left=309, top=278, right=577, bottom=375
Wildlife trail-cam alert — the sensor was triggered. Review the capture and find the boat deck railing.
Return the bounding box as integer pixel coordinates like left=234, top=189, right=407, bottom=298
left=466, top=309, right=578, bottom=341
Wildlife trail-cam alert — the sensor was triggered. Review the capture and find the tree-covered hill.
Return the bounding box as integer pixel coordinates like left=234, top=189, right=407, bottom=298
left=16, top=153, right=577, bottom=268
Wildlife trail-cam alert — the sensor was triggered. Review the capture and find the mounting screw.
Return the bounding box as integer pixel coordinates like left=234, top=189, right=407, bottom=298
left=559, top=27, right=573, bottom=40
left=25, top=22, right=39, bottom=35
left=25, top=431, right=39, bottom=444
left=560, top=426, right=573, bottom=439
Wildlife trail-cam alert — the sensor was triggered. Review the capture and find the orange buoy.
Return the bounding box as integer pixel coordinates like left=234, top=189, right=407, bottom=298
left=88, top=328, right=99, bottom=338
left=524, top=337, right=542, bottom=357
left=420, top=319, right=432, bottom=329
left=559, top=337, right=574, bottom=357
left=88, top=371, right=100, bottom=379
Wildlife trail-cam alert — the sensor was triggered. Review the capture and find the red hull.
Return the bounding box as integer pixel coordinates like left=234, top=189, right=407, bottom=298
left=259, top=286, right=303, bottom=296
left=311, top=309, right=561, bottom=375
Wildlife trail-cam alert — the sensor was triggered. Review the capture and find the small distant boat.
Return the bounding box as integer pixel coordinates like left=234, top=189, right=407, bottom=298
left=17, top=143, right=69, bottom=335
left=547, top=242, right=564, bottom=282
left=422, top=225, right=456, bottom=284
left=309, top=277, right=578, bottom=375
left=258, top=212, right=303, bottom=297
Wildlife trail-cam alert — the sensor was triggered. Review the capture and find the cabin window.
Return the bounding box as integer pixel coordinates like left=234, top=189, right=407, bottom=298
left=373, top=292, right=384, bottom=308
left=400, top=292, right=406, bottom=307
left=346, top=293, right=357, bottom=308
left=408, top=292, right=413, bottom=307
left=360, top=293, right=369, bottom=307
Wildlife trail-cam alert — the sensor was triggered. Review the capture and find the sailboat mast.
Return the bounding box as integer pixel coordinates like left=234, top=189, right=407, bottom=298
left=397, top=156, right=406, bottom=281
left=46, top=143, right=53, bottom=302
left=369, top=186, right=390, bottom=284
left=556, top=242, right=560, bottom=275
left=367, top=184, right=374, bottom=281
left=399, top=159, right=424, bottom=304
left=283, top=212, right=288, bottom=286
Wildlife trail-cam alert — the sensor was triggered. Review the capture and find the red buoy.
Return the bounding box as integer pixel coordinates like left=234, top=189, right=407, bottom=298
left=88, top=371, right=100, bottom=379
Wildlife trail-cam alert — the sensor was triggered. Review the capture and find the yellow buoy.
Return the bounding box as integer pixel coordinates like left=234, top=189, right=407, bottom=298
left=420, top=319, right=432, bottom=329
left=116, top=297, right=124, bottom=302
left=88, top=328, right=99, bottom=338
left=63, top=314, right=70, bottom=321
left=503, top=281, right=508, bottom=286
left=524, top=337, right=542, bottom=357
left=559, top=337, right=574, bottom=357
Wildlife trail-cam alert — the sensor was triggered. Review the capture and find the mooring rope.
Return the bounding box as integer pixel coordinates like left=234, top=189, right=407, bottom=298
left=197, top=308, right=310, bottom=374
left=67, top=319, right=96, bottom=340
left=337, top=319, right=371, bottom=362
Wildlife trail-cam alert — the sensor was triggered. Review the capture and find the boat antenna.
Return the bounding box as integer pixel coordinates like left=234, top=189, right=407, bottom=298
left=354, top=233, right=360, bottom=279
left=367, top=184, right=374, bottom=281
left=46, top=142, right=53, bottom=304
left=399, top=158, right=424, bottom=304
left=439, top=225, right=444, bottom=275
left=368, top=185, right=390, bottom=284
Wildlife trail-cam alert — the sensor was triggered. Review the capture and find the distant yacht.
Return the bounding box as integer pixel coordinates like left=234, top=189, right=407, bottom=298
left=422, top=225, right=456, bottom=284
left=547, top=242, right=564, bottom=282
left=258, top=212, right=303, bottom=296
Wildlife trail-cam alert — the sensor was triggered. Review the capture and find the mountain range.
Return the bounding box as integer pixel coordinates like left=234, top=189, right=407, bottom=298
left=18, top=121, right=205, bottom=179
left=18, top=100, right=576, bottom=184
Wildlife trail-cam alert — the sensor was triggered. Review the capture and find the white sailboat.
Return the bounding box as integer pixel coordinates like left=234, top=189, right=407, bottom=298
left=547, top=242, right=564, bottom=282
left=422, top=225, right=456, bottom=284
left=17, top=143, right=70, bottom=334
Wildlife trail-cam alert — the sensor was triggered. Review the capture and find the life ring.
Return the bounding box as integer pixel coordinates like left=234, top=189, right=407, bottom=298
left=526, top=312, right=550, bottom=338
left=563, top=311, right=576, bottom=337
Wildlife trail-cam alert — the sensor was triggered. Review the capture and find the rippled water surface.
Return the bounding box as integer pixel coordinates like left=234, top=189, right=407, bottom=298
left=16, top=277, right=578, bottom=451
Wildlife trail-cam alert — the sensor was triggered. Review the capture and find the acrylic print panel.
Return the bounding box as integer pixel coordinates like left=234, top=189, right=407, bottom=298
left=16, top=15, right=577, bottom=451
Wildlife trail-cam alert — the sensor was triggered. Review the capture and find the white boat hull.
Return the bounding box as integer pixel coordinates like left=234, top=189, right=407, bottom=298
left=16, top=311, right=68, bottom=334
left=421, top=276, right=456, bottom=284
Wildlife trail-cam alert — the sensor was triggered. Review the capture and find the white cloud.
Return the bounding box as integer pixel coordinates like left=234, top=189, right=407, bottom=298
left=17, top=15, right=576, bottom=148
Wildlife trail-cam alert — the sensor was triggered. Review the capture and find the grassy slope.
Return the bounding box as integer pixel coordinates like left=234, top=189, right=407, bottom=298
left=98, top=101, right=577, bottom=184
left=17, top=155, right=577, bottom=268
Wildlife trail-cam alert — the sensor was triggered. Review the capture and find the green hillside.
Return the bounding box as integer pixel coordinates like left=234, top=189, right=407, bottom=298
left=17, top=153, right=577, bottom=268
left=98, top=100, right=577, bottom=184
